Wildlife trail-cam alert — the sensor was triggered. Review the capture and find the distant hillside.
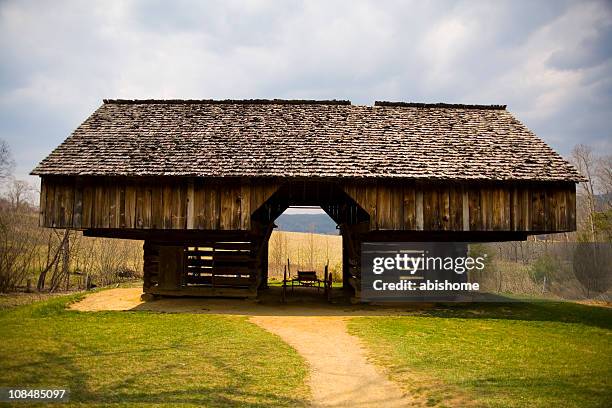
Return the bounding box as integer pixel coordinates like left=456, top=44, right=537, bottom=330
left=274, top=213, right=339, bottom=235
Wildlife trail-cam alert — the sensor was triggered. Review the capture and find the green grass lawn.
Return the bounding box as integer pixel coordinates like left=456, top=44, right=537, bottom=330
left=0, top=294, right=309, bottom=407
left=349, top=302, right=612, bottom=408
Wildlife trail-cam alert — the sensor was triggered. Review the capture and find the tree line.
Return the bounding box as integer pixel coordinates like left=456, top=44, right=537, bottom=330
left=0, top=140, right=142, bottom=293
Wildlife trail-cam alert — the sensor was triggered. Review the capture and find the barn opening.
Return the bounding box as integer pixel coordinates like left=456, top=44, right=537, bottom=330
left=267, top=206, right=343, bottom=293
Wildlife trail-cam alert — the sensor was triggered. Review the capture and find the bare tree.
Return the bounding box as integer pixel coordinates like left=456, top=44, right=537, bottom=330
left=596, top=155, right=612, bottom=209
left=571, top=145, right=597, bottom=241
left=0, top=139, right=14, bottom=182
left=7, top=179, right=34, bottom=211
left=37, top=229, right=70, bottom=291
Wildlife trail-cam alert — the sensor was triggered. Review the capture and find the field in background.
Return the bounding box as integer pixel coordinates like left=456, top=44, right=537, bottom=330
left=268, top=230, right=342, bottom=281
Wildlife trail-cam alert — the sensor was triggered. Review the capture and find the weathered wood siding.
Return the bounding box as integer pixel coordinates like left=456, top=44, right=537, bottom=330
left=40, top=177, right=577, bottom=233
left=343, top=182, right=576, bottom=233
left=40, top=177, right=279, bottom=231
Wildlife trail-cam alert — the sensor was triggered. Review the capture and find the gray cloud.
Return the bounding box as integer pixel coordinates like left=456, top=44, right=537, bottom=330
left=0, top=0, right=610, bottom=183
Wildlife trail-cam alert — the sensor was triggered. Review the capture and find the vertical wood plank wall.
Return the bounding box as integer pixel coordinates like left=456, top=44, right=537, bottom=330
left=40, top=177, right=279, bottom=231
left=40, top=177, right=576, bottom=233
left=343, top=182, right=576, bottom=233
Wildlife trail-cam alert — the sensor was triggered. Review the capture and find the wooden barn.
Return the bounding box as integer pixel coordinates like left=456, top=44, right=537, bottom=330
left=32, top=99, right=583, bottom=300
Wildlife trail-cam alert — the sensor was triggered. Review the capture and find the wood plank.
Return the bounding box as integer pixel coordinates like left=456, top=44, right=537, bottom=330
left=468, top=187, right=481, bottom=231
left=415, top=190, right=424, bottom=230
left=135, top=184, right=144, bottom=228
left=520, top=187, right=530, bottom=231
left=45, top=181, right=55, bottom=227
left=92, top=183, right=102, bottom=228
left=64, top=181, right=75, bottom=228
left=81, top=184, right=93, bottom=228
left=119, top=184, right=126, bottom=228
left=187, top=181, right=195, bottom=229
left=557, top=188, right=568, bottom=231
left=502, top=188, right=511, bottom=230
left=216, top=183, right=241, bottom=230
left=106, top=182, right=115, bottom=228
left=144, top=186, right=154, bottom=228
left=231, top=184, right=241, bottom=229
left=194, top=181, right=206, bottom=229
left=423, top=187, right=440, bottom=230
left=510, top=186, right=518, bottom=231
left=491, top=187, right=510, bottom=231
left=73, top=180, right=83, bottom=229
left=366, top=184, right=377, bottom=229
left=103, top=181, right=112, bottom=228
left=462, top=188, right=469, bottom=231
left=390, top=185, right=403, bottom=229
left=376, top=185, right=391, bottom=229
left=206, top=185, right=220, bottom=229
left=531, top=188, right=546, bottom=231
left=219, top=186, right=233, bottom=230
left=439, top=187, right=451, bottom=230
left=147, top=286, right=256, bottom=298
left=402, top=187, right=416, bottom=230
left=214, top=241, right=253, bottom=250
left=124, top=183, right=136, bottom=229
left=240, top=182, right=251, bottom=230
left=39, top=178, right=47, bottom=227
left=162, top=183, right=173, bottom=229
left=546, top=188, right=557, bottom=231
left=449, top=186, right=462, bottom=231
left=54, top=180, right=63, bottom=228
left=481, top=188, right=493, bottom=231
left=148, top=185, right=160, bottom=228
left=212, top=276, right=252, bottom=286
left=170, top=183, right=184, bottom=229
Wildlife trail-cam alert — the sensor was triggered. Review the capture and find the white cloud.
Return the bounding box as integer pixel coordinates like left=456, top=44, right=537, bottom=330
left=0, top=0, right=610, bottom=182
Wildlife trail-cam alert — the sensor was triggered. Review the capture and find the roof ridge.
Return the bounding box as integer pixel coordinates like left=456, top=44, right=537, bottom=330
left=374, top=101, right=507, bottom=110
left=103, top=99, right=352, bottom=106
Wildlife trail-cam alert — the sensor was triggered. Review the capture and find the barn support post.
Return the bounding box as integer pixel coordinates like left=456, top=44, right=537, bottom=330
left=342, top=234, right=350, bottom=291
left=142, top=240, right=158, bottom=292
left=258, top=238, right=269, bottom=290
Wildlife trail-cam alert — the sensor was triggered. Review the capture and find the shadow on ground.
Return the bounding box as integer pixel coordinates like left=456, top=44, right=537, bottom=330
left=72, top=286, right=612, bottom=330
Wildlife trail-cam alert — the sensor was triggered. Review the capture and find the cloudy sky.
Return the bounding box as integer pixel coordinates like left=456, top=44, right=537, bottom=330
left=1, top=0, right=611, bottom=184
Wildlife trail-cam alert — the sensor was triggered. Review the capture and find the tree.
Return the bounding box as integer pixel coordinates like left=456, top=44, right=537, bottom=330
left=0, top=139, right=15, bottom=182
left=596, top=155, right=612, bottom=209
left=571, top=145, right=597, bottom=241
left=7, top=179, right=34, bottom=211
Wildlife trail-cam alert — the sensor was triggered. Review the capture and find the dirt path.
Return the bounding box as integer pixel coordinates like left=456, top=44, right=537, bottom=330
left=72, top=288, right=415, bottom=407
left=250, top=316, right=412, bottom=407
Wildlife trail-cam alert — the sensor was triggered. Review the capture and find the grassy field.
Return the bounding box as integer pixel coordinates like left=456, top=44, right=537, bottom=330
left=0, top=294, right=310, bottom=407
left=349, top=302, right=612, bottom=408
left=2, top=292, right=611, bottom=407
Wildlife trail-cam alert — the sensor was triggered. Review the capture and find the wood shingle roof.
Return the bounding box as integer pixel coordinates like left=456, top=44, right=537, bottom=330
left=31, top=99, right=583, bottom=182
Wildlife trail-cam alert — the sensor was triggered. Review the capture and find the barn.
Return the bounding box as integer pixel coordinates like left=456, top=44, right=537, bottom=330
left=31, top=99, right=583, bottom=300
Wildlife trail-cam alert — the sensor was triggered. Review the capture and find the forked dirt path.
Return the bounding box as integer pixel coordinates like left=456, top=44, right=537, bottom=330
left=72, top=288, right=415, bottom=407
left=250, top=316, right=412, bottom=407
